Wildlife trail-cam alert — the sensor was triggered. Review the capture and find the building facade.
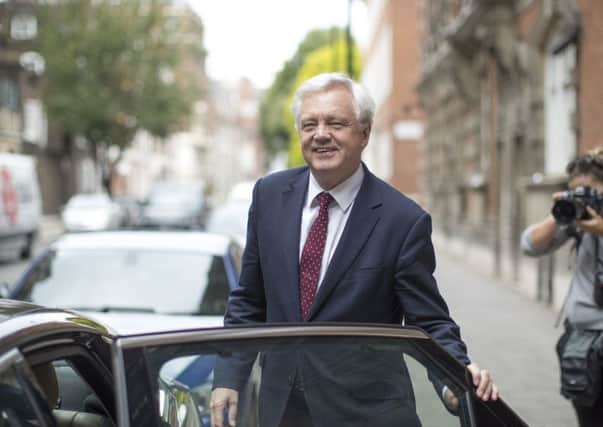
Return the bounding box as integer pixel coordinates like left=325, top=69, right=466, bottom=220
left=0, top=0, right=42, bottom=153
left=418, top=0, right=603, bottom=308
left=362, top=0, right=425, bottom=202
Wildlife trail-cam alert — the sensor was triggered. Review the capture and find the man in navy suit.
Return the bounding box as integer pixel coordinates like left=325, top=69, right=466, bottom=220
left=210, top=73, right=498, bottom=427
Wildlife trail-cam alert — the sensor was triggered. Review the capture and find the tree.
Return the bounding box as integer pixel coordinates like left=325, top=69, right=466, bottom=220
left=37, top=0, right=197, bottom=159
left=259, top=29, right=338, bottom=158
left=285, top=35, right=363, bottom=167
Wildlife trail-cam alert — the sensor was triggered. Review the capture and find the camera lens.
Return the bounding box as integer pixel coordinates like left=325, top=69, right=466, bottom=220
left=552, top=199, right=576, bottom=224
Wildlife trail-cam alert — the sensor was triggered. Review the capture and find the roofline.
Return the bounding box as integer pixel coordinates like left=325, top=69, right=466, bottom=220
left=116, top=323, right=430, bottom=349
left=0, top=309, right=113, bottom=353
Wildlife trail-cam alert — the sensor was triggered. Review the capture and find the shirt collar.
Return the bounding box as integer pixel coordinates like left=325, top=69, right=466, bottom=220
left=307, top=165, right=364, bottom=212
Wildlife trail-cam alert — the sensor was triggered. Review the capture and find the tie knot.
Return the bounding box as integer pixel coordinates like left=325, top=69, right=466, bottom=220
left=316, top=192, right=333, bottom=210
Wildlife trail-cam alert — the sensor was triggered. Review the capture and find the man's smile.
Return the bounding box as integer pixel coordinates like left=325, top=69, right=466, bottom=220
left=312, top=146, right=338, bottom=153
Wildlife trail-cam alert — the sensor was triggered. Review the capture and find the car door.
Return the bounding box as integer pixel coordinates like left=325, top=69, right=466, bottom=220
left=0, top=348, right=56, bottom=427
left=112, top=325, right=529, bottom=427
left=21, top=332, right=117, bottom=426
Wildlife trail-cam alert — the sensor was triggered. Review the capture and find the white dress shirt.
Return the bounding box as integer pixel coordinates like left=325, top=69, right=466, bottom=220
left=299, top=165, right=365, bottom=289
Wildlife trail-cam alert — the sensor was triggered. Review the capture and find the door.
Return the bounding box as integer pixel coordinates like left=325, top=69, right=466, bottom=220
left=0, top=348, right=55, bottom=427
left=113, top=325, right=528, bottom=427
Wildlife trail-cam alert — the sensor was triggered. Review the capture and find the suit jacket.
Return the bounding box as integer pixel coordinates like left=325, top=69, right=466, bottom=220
left=214, top=164, right=469, bottom=426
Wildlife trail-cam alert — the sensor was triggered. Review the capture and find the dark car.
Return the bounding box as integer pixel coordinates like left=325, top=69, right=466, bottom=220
left=0, top=299, right=529, bottom=427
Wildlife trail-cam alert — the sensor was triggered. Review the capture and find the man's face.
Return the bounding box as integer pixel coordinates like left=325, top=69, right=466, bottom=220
left=298, top=86, right=369, bottom=189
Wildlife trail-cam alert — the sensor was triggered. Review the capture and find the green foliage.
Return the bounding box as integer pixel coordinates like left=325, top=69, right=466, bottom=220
left=37, top=0, right=197, bottom=149
left=259, top=29, right=338, bottom=157
left=286, top=37, right=363, bottom=167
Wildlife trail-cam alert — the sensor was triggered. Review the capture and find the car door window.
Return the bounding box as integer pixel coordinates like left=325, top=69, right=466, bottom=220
left=0, top=350, right=50, bottom=427
left=119, top=330, right=470, bottom=427
left=31, top=359, right=114, bottom=427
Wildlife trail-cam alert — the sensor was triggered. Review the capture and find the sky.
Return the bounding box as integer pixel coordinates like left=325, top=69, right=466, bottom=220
left=186, top=0, right=368, bottom=89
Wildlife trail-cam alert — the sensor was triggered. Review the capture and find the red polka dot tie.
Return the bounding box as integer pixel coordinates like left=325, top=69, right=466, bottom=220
left=299, top=191, right=333, bottom=319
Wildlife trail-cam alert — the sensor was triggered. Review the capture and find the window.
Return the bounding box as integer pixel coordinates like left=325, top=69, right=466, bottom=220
left=145, top=335, right=465, bottom=427
left=23, top=249, right=231, bottom=315
left=0, top=77, right=19, bottom=113
left=0, top=350, right=47, bottom=427
left=544, top=40, right=577, bottom=175
left=25, top=344, right=116, bottom=427
left=10, top=14, right=37, bottom=40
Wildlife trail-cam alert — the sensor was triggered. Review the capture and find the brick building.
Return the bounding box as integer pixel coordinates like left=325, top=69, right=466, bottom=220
left=0, top=0, right=41, bottom=154
left=362, top=0, right=425, bottom=202
left=418, top=0, right=603, bottom=308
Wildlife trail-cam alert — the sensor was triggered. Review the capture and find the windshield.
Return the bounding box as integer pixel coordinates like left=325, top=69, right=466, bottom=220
left=149, top=186, right=203, bottom=207
left=20, top=249, right=230, bottom=315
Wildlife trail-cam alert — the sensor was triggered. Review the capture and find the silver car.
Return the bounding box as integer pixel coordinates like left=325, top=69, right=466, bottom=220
left=10, top=230, right=242, bottom=330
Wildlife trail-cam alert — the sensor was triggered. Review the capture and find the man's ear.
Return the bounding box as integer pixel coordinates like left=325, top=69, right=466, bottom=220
left=361, top=125, right=371, bottom=145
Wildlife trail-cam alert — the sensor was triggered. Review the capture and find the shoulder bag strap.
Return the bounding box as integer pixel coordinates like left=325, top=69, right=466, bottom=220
left=554, top=232, right=594, bottom=327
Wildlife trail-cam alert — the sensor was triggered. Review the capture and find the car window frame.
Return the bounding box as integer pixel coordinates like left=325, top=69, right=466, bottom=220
left=0, top=348, right=56, bottom=427
left=11, top=246, right=54, bottom=294
left=225, top=241, right=243, bottom=285
left=112, top=324, right=528, bottom=427
left=21, top=332, right=117, bottom=422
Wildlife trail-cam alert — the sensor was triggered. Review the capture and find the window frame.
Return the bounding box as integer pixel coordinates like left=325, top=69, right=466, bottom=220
left=0, top=348, right=56, bottom=427
left=114, top=325, right=522, bottom=427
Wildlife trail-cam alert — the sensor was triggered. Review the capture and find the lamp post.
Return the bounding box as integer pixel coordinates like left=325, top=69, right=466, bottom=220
left=346, top=0, right=354, bottom=77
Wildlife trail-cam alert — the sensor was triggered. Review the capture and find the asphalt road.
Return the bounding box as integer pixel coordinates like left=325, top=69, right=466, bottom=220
left=434, top=249, right=577, bottom=427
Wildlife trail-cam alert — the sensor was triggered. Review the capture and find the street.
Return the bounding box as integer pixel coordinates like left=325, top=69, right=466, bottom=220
left=0, top=218, right=579, bottom=427
left=435, top=244, right=577, bottom=427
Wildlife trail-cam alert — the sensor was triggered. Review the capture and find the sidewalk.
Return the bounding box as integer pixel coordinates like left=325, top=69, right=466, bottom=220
left=434, top=247, right=577, bottom=427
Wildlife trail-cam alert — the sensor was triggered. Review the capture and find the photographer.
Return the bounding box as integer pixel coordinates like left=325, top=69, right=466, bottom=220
left=521, top=148, right=603, bottom=427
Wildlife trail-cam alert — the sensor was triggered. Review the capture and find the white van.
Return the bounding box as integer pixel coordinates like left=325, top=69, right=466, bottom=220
left=0, top=153, right=42, bottom=259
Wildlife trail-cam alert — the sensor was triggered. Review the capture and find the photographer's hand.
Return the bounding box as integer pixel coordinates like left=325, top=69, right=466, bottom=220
left=552, top=191, right=566, bottom=201
left=576, top=206, right=603, bottom=236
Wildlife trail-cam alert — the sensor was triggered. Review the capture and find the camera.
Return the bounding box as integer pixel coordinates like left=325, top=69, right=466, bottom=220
left=551, top=185, right=603, bottom=225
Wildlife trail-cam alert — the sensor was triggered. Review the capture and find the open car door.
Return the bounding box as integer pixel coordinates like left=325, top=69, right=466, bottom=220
left=112, top=324, right=529, bottom=427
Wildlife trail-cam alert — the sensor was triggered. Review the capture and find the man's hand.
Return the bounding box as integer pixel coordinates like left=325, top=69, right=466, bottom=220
left=467, top=363, right=499, bottom=401
left=576, top=206, right=603, bottom=236
left=210, top=387, right=238, bottom=427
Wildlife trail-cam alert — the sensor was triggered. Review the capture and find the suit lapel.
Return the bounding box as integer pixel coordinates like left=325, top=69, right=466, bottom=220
left=280, top=168, right=309, bottom=321
left=306, top=169, right=382, bottom=320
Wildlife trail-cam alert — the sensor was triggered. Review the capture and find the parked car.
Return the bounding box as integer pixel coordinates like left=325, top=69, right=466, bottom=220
left=0, top=299, right=529, bottom=426
left=226, top=180, right=255, bottom=204
left=140, top=181, right=209, bottom=230
left=0, top=153, right=42, bottom=260
left=206, top=200, right=250, bottom=247
left=9, top=230, right=243, bottom=330
left=61, top=193, right=125, bottom=232
left=112, top=195, right=143, bottom=228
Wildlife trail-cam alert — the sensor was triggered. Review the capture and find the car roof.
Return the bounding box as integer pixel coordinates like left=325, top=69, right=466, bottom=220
left=0, top=299, right=45, bottom=323
left=0, top=299, right=113, bottom=345
left=51, top=231, right=234, bottom=253
left=0, top=153, right=36, bottom=168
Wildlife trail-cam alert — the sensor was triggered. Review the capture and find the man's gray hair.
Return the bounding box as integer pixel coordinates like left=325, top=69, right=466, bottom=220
left=291, top=72, right=376, bottom=131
